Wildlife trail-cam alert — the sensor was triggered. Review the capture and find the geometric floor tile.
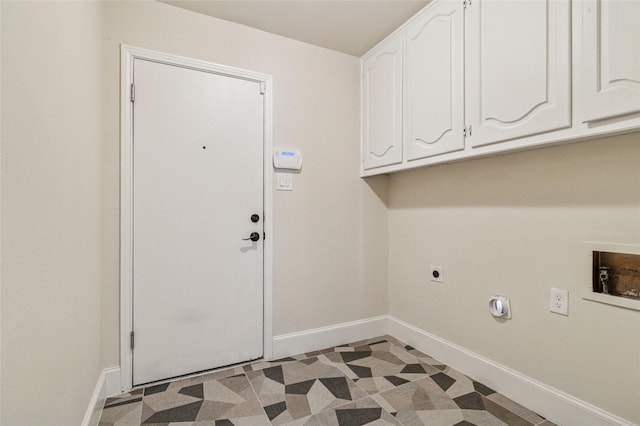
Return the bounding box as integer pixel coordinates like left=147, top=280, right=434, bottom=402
left=246, top=357, right=369, bottom=425
left=314, top=339, right=442, bottom=396
left=99, top=335, right=556, bottom=426
left=299, top=397, right=403, bottom=426
left=98, top=389, right=143, bottom=426
left=141, top=373, right=270, bottom=424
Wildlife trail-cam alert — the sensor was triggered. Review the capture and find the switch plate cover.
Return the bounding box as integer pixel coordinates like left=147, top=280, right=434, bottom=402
left=276, top=173, right=293, bottom=191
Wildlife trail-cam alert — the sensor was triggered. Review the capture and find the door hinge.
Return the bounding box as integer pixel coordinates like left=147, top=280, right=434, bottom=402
left=259, top=82, right=266, bottom=95
left=130, top=331, right=135, bottom=349
left=463, top=125, right=472, bottom=137
left=463, top=0, right=471, bottom=8
left=130, top=83, right=135, bottom=103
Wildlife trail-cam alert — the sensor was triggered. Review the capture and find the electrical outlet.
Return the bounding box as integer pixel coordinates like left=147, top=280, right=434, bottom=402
left=430, top=265, right=444, bottom=283
left=550, top=288, right=569, bottom=315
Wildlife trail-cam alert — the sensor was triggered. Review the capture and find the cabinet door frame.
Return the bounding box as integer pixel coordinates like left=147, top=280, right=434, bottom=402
left=404, top=0, right=465, bottom=161
left=467, top=0, right=572, bottom=147
left=581, top=0, right=640, bottom=122
left=362, top=35, right=404, bottom=170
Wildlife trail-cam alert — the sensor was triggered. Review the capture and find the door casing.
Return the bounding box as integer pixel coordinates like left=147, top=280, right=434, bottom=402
left=119, top=44, right=274, bottom=391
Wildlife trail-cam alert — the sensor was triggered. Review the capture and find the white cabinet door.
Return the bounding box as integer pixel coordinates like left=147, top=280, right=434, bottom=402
left=405, top=1, right=465, bottom=161
left=468, top=0, right=571, bottom=147
left=582, top=0, right=640, bottom=122
left=362, top=35, right=403, bottom=170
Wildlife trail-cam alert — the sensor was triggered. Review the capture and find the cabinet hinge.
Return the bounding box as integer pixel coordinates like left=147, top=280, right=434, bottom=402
left=259, top=82, right=266, bottom=95
left=130, top=83, right=135, bottom=103
left=130, top=331, right=135, bottom=349
left=463, top=125, right=472, bottom=137
left=463, top=0, right=471, bottom=8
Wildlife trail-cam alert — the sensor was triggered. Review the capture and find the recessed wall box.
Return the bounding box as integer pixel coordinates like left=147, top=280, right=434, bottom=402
left=273, top=149, right=302, bottom=170
left=583, top=242, right=640, bottom=312
left=592, top=251, right=640, bottom=300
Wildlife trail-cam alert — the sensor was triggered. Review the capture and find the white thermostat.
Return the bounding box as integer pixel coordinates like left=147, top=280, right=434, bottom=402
left=273, top=149, right=302, bottom=170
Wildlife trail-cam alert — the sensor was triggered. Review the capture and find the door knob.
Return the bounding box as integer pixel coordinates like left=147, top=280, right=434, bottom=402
left=242, top=232, right=260, bottom=242
left=251, top=214, right=260, bottom=223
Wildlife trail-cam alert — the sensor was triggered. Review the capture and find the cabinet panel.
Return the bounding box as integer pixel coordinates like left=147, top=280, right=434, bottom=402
left=582, top=0, right=640, bottom=122
left=469, top=0, right=571, bottom=147
left=362, top=36, right=403, bottom=170
left=405, top=1, right=464, bottom=161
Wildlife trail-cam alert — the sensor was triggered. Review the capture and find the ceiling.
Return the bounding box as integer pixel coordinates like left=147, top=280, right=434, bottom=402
left=159, top=0, right=431, bottom=56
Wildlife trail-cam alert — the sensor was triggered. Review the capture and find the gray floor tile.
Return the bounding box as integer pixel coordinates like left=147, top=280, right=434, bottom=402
left=99, top=336, right=555, bottom=426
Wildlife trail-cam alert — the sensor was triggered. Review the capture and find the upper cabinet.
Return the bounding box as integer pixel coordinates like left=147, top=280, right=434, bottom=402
left=361, top=0, right=640, bottom=176
left=362, top=35, right=403, bottom=170
left=468, top=0, right=571, bottom=147
left=582, top=0, right=640, bottom=122
left=405, top=0, right=465, bottom=161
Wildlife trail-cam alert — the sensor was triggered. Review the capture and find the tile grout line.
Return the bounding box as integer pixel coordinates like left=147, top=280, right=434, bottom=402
left=244, top=369, right=275, bottom=424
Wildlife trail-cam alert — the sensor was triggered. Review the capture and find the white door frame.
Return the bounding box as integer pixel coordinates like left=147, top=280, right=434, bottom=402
left=119, top=45, right=274, bottom=391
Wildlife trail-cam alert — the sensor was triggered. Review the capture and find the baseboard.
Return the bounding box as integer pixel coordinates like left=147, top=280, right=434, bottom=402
left=96, top=316, right=633, bottom=426
left=81, top=367, right=121, bottom=426
left=104, top=366, right=122, bottom=397
left=387, top=316, right=635, bottom=426
left=270, top=315, right=389, bottom=359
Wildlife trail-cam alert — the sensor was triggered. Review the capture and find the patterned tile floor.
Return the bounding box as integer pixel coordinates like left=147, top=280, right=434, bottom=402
left=99, top=336, right=556, bottom=426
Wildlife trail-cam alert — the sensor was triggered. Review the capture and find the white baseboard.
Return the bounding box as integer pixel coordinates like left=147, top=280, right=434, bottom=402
left=387, top=316, right=635, bottom=426
left=93, top=317, right=634, bottom=426
left=104, top=366, right=122, bottom=397
left=271, top=315, right=389, bottom=360
left=81, top=367, right=121, bottom=426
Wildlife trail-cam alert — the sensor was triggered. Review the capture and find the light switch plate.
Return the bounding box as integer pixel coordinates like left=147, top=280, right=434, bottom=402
left=276, top=173, right=293, bottom=191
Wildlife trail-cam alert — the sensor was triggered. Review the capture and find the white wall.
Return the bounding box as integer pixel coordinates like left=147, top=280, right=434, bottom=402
left=101, top=0, right=389, bottom=367
left=388, top=133, right=640, bottom=424
left=1, top=2, right=104, bottom=425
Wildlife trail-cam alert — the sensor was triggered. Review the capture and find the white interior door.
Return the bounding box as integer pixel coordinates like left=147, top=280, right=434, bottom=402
left=132, top=58, right=264, bottom=386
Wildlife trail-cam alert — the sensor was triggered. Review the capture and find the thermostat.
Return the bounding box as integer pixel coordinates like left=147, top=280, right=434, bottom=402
left=273, top=149, right=302, bottom=170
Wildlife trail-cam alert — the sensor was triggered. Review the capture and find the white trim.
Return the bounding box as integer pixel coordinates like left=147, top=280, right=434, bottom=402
left=119, top=44, right=274, bottom=391
left=81, top=367, right=121, bottom=426
left=262, top=71, right=274, bottom=362
left=81, top=370, right=105, bottom=426
left=271, top=315, right=389, bottom=360
left=104, top=366, right=122, bottom=398
left=387, top=316, right=636, bottom=426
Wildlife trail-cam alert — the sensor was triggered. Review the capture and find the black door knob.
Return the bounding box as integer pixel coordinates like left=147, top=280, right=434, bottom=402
left=242, top=232, right=260, bottom=242
left=251, top=214, right=260, bottom=223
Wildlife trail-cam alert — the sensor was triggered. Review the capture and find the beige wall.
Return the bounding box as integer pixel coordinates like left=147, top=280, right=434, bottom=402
left=388, top=133, right=640, bottom=423
left=101, top=0, right=389, bottom=367
left=1, top=2, right=104, bottom=425
left=4, top=0, right=637, bottom=424
left=1, top=1, right=388, bottom=422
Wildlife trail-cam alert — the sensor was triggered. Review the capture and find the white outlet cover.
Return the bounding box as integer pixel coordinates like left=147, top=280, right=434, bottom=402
left=550, top=287, right=569, bottom=316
